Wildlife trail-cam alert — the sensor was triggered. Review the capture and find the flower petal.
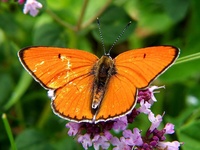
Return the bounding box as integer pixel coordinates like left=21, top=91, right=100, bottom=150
left=164, top=123, right=175, bottom=134
left=148, top=112, right=162, bottom=132
left=158, top=141, right=181, bottom=150
left=78, top=134, right=92, bottom=150
left=66, top=122, right=80, bottom=136
left=23, top=0, right=42, bottom=17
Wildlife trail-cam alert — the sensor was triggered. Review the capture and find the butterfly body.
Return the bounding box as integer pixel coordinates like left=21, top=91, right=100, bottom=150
left=18, top=46, right=179, bottom=123
left=91, top=55, right=115, bottom=110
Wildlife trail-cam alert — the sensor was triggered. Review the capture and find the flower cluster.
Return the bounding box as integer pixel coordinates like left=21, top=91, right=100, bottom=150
left=66, top=86, right=182, bottom=150
left=2, top=0, right=42, bottom=17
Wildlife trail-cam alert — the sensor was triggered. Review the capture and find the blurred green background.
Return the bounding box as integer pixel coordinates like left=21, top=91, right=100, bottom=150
left=1, top=0, right=200, bottom=149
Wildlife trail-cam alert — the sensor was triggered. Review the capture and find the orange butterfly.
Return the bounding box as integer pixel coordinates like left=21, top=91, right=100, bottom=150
left=18, top=46, right=179, bottom=123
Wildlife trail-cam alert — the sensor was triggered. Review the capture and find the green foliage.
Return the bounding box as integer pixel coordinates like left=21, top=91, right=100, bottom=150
left=178, top=120, right=200, bottom=150
left=1, top=0, right=200, bottom=149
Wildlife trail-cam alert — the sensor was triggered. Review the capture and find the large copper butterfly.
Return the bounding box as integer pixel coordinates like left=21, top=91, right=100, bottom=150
left=18, top=45, right=179, bottom=123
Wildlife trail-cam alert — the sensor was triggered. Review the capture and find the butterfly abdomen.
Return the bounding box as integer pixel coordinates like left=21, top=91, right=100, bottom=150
left=91, top=56, right=116, bottom=115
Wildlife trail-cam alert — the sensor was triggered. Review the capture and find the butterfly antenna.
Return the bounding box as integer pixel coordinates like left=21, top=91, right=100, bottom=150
left=107, top=21, right=132, bottom=55
left=97, top=18, right=106, bottom=55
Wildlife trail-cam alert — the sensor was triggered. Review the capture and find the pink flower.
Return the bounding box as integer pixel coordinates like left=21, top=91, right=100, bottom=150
left=158, top=141, right=181, bottom=150
left=92, top=135, right=110, bottom=150
left=148, top=112, right=163, bottom=132
left=164, top=123, right=175, bottom=134
left=111, top=137, right=131, bottom=150
left=77, top=134, right=92, bottom=150
left=113, top=116, right=128, bottom=131
left=104, top=130, right=113, bottom=140
left=18, top=0, right=25, bottom=4
left=66, top=122, right=80, bottom=136
left=137, top=100, right=151, bottom=114
left=23, top=0, right=42, bottom=17
left=123, top=128, right=143, bottom=146
left=65, top=86, right=182, bottom=150
left=148, top=86, right=165, bottom=104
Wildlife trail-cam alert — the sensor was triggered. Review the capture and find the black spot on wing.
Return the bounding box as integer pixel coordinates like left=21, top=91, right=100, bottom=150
left=58, top=53, right=61, bottom=59
left=143, top=53, right=146, bottom=59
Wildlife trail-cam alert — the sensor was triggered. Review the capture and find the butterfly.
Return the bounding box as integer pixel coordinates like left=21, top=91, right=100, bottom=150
left=18, top=45, right=179, bottom=123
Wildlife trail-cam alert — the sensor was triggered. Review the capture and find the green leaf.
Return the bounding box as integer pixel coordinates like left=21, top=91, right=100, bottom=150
left=15, top=128, right=53, bottom=150
left=52, top=137, right=82, bottom=150
left=92, top=5, right=136, bottom=45
left=162, top=0, right=189, bottom=22
left=48, top=0, right=82, bottom=24
left=160, top=0, right=200, bottom=83
left=125, top=0, right=188, bottom=33
left=83, top=0, right=111, bottom=22
left=3, top=71, right=32, bottom=111
left=0, top=13, right=18, bottom=39
left=158, top=59, right=198, bottom=83
left=177, top=120, right=200, bottom=150
left=33, top=21, right=67, bottom=47
left=0, top=74, right=14, bottom=106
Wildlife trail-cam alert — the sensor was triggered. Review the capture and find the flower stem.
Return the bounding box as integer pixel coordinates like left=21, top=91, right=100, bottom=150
left=46, top=0, right=112, bottom=31
left=2, top=113, right=17, bottom=150
left=81, top=0, right=113, bottom=29
left=175, top=52, right=200, bottom=65
left=46, top=8, right=75, bottom=30
left=186, top=108, right=200, bottom=125
left=77, top=0, right=89, bottom=31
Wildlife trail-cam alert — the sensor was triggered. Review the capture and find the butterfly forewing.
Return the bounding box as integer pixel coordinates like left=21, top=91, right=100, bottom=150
left=18, top=47, right=98, bottom=89
left=18, top=47, right=99, bottom=122
left=114, top=46, right=179, bottom=89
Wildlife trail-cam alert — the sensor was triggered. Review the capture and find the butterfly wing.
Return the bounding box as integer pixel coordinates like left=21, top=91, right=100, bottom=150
left=18, top=47, right=98, bottom=89
left=18, top=46, right=98, bottom=122
left=52, top=73, right=94, bottom=122
left=95, top=73, right=137, bottom=121
left=114, top=46, right=179, bottom=88
left=95, top=46, right=179, bottom=121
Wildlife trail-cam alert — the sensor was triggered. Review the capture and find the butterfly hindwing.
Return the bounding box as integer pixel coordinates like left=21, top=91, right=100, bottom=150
left=95, top=73, right=137, bottom=121
left=52, top=73, right=94, bottom=122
